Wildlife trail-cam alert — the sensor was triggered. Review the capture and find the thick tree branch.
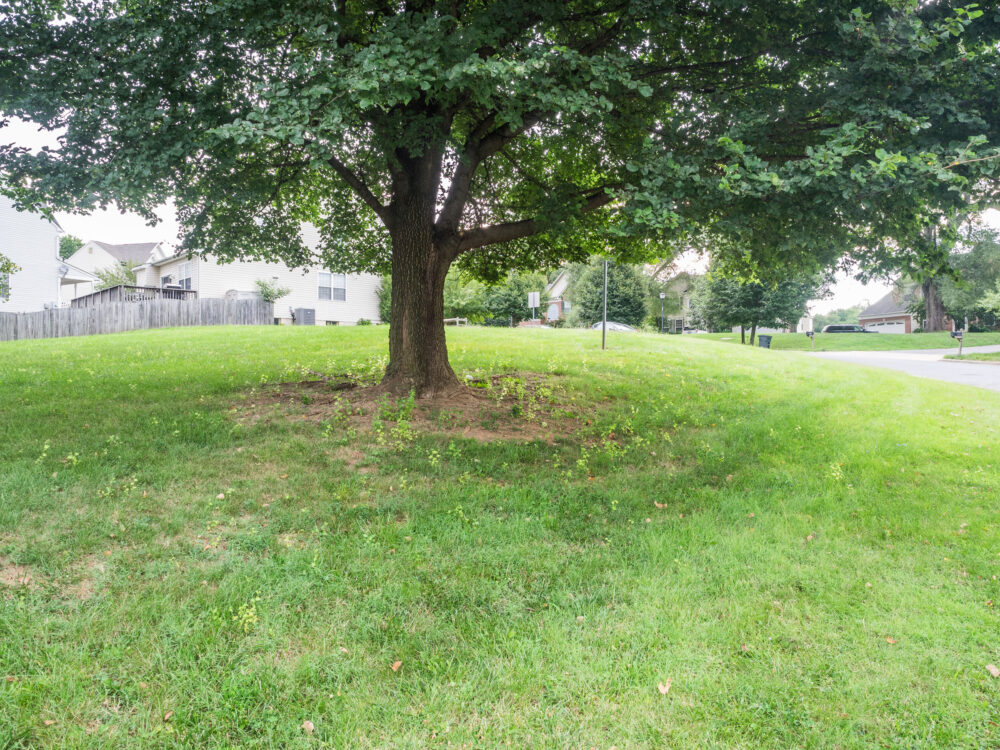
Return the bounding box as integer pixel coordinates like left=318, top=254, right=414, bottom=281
left=455, top=191, right=614, bottom=253
left=436, top=112, right=544, bottom=234
left=327, top=154, right=391, bottom=227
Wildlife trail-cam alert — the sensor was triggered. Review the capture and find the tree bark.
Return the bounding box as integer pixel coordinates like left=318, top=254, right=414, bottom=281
left=740, top=325, right=745, bottom=344
left=749, top=322, right=757, bottom=345
left=381, top=178, right=461, bottom=397
left=922, top=278, right=947, bottom=332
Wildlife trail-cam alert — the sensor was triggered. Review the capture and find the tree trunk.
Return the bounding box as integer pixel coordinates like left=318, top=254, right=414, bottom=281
left=922, top=278, right=947, bottom=332
left=382, top=187, right=461, bottom=397
left=749, top=322, right=757, bottom=345
left=740, top=325, right=745, bottom=344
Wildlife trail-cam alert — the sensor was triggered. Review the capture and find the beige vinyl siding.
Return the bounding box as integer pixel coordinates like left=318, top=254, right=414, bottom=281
left=0, top=196, right=64, bottom=312
left=137, top=225, right=381, bottom=323
left=191, top=223, right=381, bottom=324
left=194, top=258, right=381, bottom=324
left=64, top=243, right=121, bottom=278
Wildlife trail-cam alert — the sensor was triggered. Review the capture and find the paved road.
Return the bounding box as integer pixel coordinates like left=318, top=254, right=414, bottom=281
left=808, top=345, right=1000, bottom=392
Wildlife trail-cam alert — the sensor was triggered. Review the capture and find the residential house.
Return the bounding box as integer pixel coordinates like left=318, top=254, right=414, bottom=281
left=662, top=272, right=699, bottom=332
left=134, top=225, right=381, bottom=325
left=63, top=240, right=166, bottom=300
left=543, top=269, right=571, bottom=322
left=858, top=289, right=954, bottom=333
left=0, top=196, right=96, bottom=312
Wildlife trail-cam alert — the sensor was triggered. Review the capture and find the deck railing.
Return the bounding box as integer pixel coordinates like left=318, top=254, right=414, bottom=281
left=71, top=285, right=197, bottom=308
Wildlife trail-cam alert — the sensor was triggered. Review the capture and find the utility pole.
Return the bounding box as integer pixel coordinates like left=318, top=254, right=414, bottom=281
left=602, top=259, right=608, bottom=350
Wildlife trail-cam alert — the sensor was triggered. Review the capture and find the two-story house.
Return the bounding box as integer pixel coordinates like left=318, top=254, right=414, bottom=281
left=0, top=196, right=96, bottom=312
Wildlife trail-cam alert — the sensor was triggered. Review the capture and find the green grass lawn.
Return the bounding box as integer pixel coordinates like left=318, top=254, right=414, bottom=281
left=693, top=330, right=1000, bottom=351
left=2, top=326, right=999, bottom=748
left=947, top=351, right=1000, bottom=362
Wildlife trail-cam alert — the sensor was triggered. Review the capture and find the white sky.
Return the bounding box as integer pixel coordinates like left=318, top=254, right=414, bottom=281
left=6, top=116, right=997, bottom=315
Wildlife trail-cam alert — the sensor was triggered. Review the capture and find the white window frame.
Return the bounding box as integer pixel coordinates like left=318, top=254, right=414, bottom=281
left=177, top=262, right=193, bottom=290
left=319, top=272, right=346, bottom=301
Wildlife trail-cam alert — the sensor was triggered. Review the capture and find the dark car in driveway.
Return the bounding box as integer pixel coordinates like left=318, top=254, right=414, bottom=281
left=820, top=324, right=874, bottom=333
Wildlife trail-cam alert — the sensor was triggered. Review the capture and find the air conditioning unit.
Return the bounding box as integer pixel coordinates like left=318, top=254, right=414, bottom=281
left=293, top=308, right=316, bottom=325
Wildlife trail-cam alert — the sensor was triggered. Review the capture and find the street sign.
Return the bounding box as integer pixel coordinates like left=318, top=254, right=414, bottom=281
left=527, top=291, right=540, bottom=308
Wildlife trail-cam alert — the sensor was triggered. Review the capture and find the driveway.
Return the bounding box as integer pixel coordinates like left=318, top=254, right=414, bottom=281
left=808, top=345, right=1000, bottom=393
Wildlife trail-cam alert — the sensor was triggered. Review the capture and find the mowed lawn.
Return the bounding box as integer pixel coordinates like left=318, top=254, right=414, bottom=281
left=949, top=352, right=1000, bottom=362
left=1, top=326, right=999, bottom=748
left=693, top=330, right=1000, bottom=351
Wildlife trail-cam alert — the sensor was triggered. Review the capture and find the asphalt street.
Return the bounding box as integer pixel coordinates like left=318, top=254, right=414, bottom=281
left=808, top=345, right=1000, bottom=393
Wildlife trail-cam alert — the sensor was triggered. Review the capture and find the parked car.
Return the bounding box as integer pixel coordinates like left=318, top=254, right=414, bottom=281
left=820, top=324, right=873, bottom=333
left=591, top=321, right=637, bottom=332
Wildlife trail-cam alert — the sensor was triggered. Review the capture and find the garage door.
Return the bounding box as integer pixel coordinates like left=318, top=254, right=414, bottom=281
left=866, top=321, right=906, bottom=334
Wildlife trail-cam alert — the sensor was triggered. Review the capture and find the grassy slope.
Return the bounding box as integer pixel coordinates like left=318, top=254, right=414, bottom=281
left=693, top=330, right=1000, bottom=351
left=1, top=327, right=999, bottom=749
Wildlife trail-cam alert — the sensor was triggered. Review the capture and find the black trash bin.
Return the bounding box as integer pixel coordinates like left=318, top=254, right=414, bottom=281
left=758, top=335, right=772, bottom=349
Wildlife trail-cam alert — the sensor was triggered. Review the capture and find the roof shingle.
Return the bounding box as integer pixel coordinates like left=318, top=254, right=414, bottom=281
left=859, top=290, right=913, bottom=319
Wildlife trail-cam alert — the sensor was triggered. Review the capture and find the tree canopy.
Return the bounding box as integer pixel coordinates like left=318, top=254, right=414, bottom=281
left=939, top=226, right=1000, bottom=329
left=58, top=234, right=83, bottom=260
left=570, top=261, right=647, bottom=328
left=813, top=305, right=865, bottom=331
left=3, top=1, right=1000, bottom=391
left=93, top=260, right=138, bottom=290
left=692, top=268, right=830, bottom=342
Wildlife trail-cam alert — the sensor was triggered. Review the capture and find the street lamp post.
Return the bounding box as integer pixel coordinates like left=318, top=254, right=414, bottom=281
left=601, top=259, right=608, bottom=350
left=659, top=291, right=666, bottom=333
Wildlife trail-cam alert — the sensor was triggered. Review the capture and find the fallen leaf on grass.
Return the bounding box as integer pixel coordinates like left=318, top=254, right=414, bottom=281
left=163, top=711, right=173, bottom=722
left=885, top=637, right=897, bottom=644
left=653, top=501, right=667, bottom=509
left=216, top=493, right=225, bottom=500
left=391, top=661, right=402, bottom=672
left=657, top=679, right=672, bottom=695
left=340, top=647, right=349, bottom=654
left=43, top=720, right=56, bottom=726
left=302, top=720, right=315, bottom=734
left=986, top=664, right=1000, bottom=678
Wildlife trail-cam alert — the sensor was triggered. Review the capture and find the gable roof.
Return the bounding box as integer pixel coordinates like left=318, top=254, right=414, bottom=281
left=858, top=290, right=913, bottom=319
left=90, top=241, right=160, bottom=265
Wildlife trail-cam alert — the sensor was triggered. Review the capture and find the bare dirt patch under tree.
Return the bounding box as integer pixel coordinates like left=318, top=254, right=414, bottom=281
left=239, top=373, right=587, bottom=444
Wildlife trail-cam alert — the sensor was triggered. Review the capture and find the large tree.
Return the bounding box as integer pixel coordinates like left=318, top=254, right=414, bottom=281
left=570, top=261, right=647, bottom=328
left=939, top=226, right=1000, bottom=329
left=692, top=269, right=829, bottom=344
left=2, top=2, right=999, bottom=393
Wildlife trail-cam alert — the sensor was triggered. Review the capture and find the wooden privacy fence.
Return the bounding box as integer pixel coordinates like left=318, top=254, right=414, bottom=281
left=0, top=298, right=273, bottom=342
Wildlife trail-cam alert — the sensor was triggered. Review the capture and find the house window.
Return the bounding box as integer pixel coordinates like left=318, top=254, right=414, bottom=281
left=319, top=272, right=346, bottom=301
left=0, top=272, right=9, bottom=302
left=160, top=274, right=175, bottom=288
left=177, top=262, right=193, bottom=290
